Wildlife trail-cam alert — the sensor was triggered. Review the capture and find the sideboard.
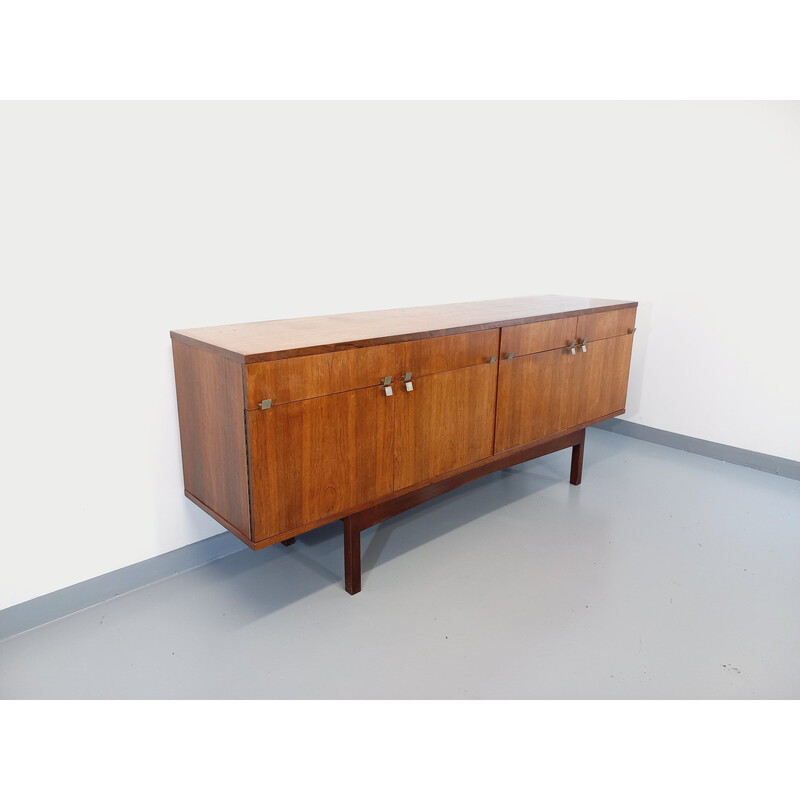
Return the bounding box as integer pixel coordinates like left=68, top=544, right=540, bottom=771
left=171, top=295, right=637, bottom=594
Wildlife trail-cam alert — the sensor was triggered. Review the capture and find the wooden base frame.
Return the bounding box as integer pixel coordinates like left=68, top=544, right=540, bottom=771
left=341, top=428, right=586, bottom=595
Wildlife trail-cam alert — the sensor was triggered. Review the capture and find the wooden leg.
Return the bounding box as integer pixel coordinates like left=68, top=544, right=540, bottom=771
left=343, top=517, right=362, bottom=595
left=281, top=537, right=297, bottom=547
left=570, top=429, right=585, bottom=486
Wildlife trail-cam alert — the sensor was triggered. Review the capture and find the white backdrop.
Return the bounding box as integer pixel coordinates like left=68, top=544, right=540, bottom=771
left=2, top=101, right=798, bottom=610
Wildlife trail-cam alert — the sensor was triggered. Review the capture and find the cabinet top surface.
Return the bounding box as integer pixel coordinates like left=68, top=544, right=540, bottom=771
left=171, top=295, right=637, bottom=363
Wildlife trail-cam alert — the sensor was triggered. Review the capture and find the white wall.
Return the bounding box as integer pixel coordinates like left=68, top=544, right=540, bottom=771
left=2, top=102, right=798, bottom=610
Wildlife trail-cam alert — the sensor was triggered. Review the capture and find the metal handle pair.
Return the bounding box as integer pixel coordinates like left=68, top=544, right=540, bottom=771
left=383, top=374, right=413, bottom=396
left=566, top=339, right=588, bottom=355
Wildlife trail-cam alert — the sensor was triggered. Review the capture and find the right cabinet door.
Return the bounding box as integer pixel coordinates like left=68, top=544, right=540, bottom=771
left=571, top=333, right=634, bottom=424
left=494, top=327, right=634, bottom=454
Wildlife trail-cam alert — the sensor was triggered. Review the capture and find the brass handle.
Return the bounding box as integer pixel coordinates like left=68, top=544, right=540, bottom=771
left=384, top=385, right=393, bottom=397
left=488, top=356, right=497, bottom=364
left=404, top=381, right=414, bottom=392
left=566, top=340, right=577, bottom=355
left=504, top=352, right=515, bottom=360
left=579, top=338, right=588, bottom=353
left=628, top=327, right=637, bottom=334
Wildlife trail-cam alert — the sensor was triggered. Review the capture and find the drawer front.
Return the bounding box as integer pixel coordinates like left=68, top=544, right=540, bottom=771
left=396, top=329, right=499, bottom=378
left=500, top=316, right=577, bottom=358
left=245, top=344, right=396, bottom=408
left=576, top=307, right=636, bottom=342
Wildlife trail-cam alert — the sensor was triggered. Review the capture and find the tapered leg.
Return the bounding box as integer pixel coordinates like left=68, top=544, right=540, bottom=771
left=570, top=429, right=585, bottom=485
left=281, top=537, right=297, bottom=547
left=343, top=517, right=362, bottom=595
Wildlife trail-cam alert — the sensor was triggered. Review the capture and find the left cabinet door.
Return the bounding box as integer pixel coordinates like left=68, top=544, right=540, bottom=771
left=247, top=386, right=395, bottom=543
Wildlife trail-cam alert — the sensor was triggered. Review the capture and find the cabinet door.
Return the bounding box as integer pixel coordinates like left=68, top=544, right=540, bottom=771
left=248, top=385, right=394, bottom=542
left=394, top=362, right=497, bottom=490
left=494, top=346, right=581, bottom=454
left=572, top=333, right=634, bottom=423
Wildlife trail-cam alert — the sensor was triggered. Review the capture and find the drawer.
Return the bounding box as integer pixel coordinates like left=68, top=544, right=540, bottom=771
left=245, top=344, right=396, bottom=408
left=500, top=316, right=577, bottom=358
left=396, top=329, right=499, bottom=377
left=576, top=307, right=637, bottom=342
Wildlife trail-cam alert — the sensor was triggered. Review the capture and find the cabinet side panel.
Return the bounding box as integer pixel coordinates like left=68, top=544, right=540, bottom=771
left=172, top=339, right=251, bottom=539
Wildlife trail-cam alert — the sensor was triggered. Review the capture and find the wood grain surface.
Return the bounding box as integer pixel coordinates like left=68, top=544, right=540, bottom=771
left=395, top=329, right=499, bottom=378
left=171, top=340, right=251, bottom=539
left=171, top=295, right=637, bottom=363
left=500, top=316, right=578, bottom=358
left=494, top=330, right=635, bottom=454
left=245, top=343, right=396, bottom=408
left=247, top=385, right=395, bottom=541
left=576, top=307, right=637, bottom=341
left=394, top=362, right=497, bottom=490
left=573, top=333, right=635, bottom=422
left=494, top=346, right=580, bottom=453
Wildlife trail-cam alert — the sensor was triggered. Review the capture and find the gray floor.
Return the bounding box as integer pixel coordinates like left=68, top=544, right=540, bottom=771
left=1, top=428, right=798, bottom=699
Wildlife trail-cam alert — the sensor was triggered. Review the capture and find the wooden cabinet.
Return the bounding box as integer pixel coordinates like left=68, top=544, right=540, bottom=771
left=172, top=295, right=637, bottom=594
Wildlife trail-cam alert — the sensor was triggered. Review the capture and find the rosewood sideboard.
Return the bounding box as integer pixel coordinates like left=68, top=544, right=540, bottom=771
left=171, top=295, right=637, bottom=594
